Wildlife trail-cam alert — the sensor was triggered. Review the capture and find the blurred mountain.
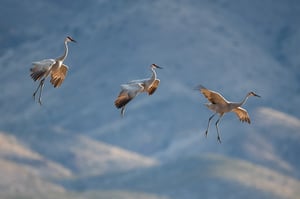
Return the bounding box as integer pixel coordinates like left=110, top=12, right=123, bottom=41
left=0, top=132, right=70, bottom=199
left=0, top=0, right=300, bottom=198
left=62, top=154, right=300, bottom=199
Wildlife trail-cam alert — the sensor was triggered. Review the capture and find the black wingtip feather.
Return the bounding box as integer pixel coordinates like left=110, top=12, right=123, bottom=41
left=30, top=70, right=46, bottom=81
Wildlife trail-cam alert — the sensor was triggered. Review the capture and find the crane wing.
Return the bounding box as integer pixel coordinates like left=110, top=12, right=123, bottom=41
left=32, top=59, right=56, bottom=67
left=50, top=64, right=69, bottom=88
left=232, top=107, right=251, bottom=123
left=128, top=79, right=145, bottom=84
left=115, top=83, right=143, bottom=108
left=30, top=59, right=56, bottom=81
left=199, top=85, right=228, bottom=105
left=147, top=79, right=160, bottom=95
left=115, top=90, right=132, bottom=109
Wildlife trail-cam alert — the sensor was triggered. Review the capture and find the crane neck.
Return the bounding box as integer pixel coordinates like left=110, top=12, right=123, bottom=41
left=237, top=94, right=250, bottom=107
left=150, top=67, right=157, bottom=81
left=56, top=41, right=69, bottom=62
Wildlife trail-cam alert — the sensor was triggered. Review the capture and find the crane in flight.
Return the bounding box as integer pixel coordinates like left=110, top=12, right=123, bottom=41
left=196, top=85, right=260, bottom=143
left=30, top=36, right=76, bottom=105
left=115, top=64, right=163, bottom=117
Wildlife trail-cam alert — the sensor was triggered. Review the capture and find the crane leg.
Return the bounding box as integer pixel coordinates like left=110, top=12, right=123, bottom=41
left=121, top=106, right=126, bottom=117
left=38, top=79, right=45, bottom=105
left=205, top=113, right=216, bottom=137
left=33, top=81, right=41, bottom=99
left=33, top=79, right=45, bottom=105
left=215, top=115, right=223, bottom=143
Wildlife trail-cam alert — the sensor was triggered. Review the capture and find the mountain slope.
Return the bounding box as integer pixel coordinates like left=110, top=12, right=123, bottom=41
left=63, top=154, right=300, bottom=199
left=0, top=132, right=70, bottom=198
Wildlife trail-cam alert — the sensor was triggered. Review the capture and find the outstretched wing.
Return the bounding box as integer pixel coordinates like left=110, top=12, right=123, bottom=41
left=198, top=85, right=228, bottom=105
left=115, top=90, right=132, bottom=109
left=50, top=64, right=69, bottom=88
left=114, top=83, right=143, bottom=109
left=32, top=59, right=56, bottom=67
left=147, top=79, right=160, bottom=95
left=30, top=59, right=55, bottom=81
left=232, top=107, right=251, bottom=123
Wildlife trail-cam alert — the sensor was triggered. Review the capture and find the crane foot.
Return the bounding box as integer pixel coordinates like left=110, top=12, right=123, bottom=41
left=217, top=136, right=222, bottom=144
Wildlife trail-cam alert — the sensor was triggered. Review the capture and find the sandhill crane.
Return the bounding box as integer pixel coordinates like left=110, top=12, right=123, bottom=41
left=196, top=85, right=260, bottom=143
left=30, top=36, right=76, bottom=105
left=115, top=64, right=163, bottom=117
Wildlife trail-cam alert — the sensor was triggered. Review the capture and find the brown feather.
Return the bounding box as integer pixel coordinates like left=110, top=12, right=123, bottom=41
left=200, top=86, right=228, bottom=105
left=148, top=79, right=160, bottom=95
left=50, top=65, right=68, bottom=88
left=232, top=107, right=251, bottom=124
left=114, top=91, right=132, bottom=108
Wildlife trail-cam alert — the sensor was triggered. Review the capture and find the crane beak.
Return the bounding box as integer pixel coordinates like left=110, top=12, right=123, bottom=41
left=253, top=93, right=261, bottom=97
left=152, top=64, right=163, bottom=69
left=66, top=36, right=77, bottom=43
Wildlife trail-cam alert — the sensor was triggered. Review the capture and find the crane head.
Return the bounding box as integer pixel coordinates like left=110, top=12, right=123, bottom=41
left=151, top=64, right=163, bottom=69
left=66, top=36, right=76, bottom=43
left=248, top=92, right=260, bottom=97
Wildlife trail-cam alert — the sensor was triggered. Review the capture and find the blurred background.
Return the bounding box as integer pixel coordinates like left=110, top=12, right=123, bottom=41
left=0, top=0, right=300, bottom=198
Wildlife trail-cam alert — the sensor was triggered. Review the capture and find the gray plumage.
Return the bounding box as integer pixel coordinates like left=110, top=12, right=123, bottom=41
left=197, top=85, right=260, bottom=143
left=30, top=36, right=76, bottom=105
left=115, top=64, right=162, bottom=117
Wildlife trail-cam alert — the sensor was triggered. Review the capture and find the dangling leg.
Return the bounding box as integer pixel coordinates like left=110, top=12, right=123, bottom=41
left=205, top=113, right=216, bottom=137
left=33, top=80, right=42, bottom=100
left=38, top=79, right=45, bottom=105
left=33, top=79, right=44, bottom=100
left=33, top=78, right=45, bottom=105
left=121, top=106, right=126, bottom=117
left=215, top=114, right=224, bottom=143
